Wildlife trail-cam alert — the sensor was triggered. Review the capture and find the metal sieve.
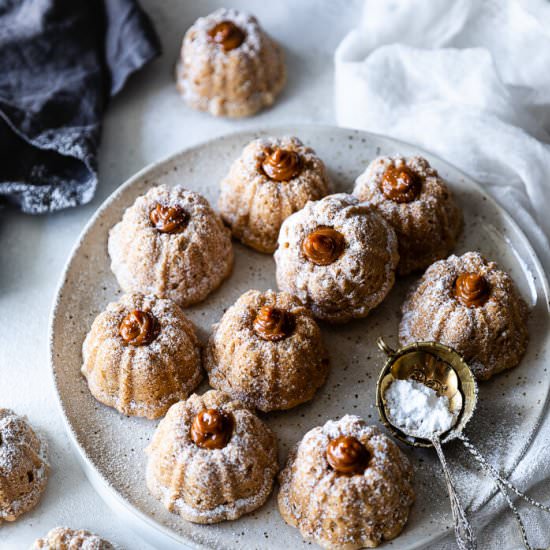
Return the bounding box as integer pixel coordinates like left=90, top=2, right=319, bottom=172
left=375, top=337, right=550, bottom=550
left=375, top=337, right=477, bottom=448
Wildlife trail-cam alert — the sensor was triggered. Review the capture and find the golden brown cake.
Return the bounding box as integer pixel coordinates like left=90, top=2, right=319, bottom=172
left=353, top=155, right=463, bottom=275
left=176, top=8, right=286, bottom=117
left=275, top=194, right=399, bottom=323
left=109, top=184, right=232, bottom=308
left=0, top=409, right=49, bottom=524
left=399, top=251, right=529, bottom=380
left=204, top=289, right=329, bottom=411
left=278, top=415, right=415, bottom=549
left=218, top=136, right=331, bottom=253
left=145, top=390, right=278, bottom=523
left=82, top=292, right=202, bottom=419
left=31, top=527, right=114, bottom=549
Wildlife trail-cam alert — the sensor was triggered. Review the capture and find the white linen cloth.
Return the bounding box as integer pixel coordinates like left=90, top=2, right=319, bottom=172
left=335, top=1, right=550, bottom=548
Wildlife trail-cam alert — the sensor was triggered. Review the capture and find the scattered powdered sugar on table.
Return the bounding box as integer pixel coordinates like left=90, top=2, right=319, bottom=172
left=385, top=379, right=459, bottom=438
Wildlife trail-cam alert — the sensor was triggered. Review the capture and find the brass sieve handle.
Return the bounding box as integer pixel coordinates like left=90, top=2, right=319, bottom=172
left=376, top=337, right=395, bottom=357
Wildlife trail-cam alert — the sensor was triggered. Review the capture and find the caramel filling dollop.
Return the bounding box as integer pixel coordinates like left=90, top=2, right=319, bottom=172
left=119, top=310, right=159, bottom=346
left=302, top=227, right=345, bottom=266
left=190, top=409, right=234, bottom=450
left=253, top=306, right=295, bottom=341
left=207, top=21, right=245, bottom=51
left=149, top=204, right=189, bottom=234
left=380, top=165, right=421, bottom=203
left=261, top=149, right=302, bottom=181
left=326, top=435, right=370, bottom=475
left=454, top=273, right=490, bottom=307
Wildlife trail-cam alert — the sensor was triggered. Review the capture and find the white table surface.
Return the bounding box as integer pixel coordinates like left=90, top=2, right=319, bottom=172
left=0, top=1, right=364, bottom=548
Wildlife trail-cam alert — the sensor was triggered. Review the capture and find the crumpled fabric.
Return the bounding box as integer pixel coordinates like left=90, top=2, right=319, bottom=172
left=0, top=0, right=160, bottom=213
left=335, top=0, right=550, bottom=273
left=335, top=1, right=550, bottom=547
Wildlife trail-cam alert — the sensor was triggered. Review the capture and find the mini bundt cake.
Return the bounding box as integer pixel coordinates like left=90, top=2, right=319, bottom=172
left=109, top=184, right=233, bottom=307
left=399, top=252, right=529, bottom=380
left=218, top=136, right=331, bottom=253
left=82, top=292, right=202, bottom=419
left=176, top=8, right=286, bottom=117
left=275, top=194, right=399, bottom=323
left=145, top=390, right=278, bottom=523
left=353, top=155, right=463, bottom=275
left=31, top=527, right=115, bottom=549
left=204, top=289, right=329, bottom=411
left=0, top=409, right=49, bottom=524
left=278, top=415, right=415, bottom=549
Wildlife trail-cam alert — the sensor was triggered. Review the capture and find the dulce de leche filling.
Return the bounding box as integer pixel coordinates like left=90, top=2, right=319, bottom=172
left=149, top=203, right=189, bottom=234
left=454, top=273, right=490, bottom=307
left=326, top=435, right=370, bottom=475
left=253, top=306, right=295, bottom=342
left=207, top=21, right=245, bottom=51
left=119, top=310, right=159, bottom=346
left=380, top=165, right=421, bottom=203
left=190, top=409, right=234, bottom=450
left=302, top=227, right=345, bottom=266
left=261, top=148, right=302, bottom=182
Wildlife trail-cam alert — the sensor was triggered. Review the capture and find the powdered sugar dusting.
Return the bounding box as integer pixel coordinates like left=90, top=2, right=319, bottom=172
left=358, top=155, right=438, bottom=189
left=353, top=155, right=463, bottom=275
left=81, top=292, right=202, bottom=419
left=399, top=251, right=529, bottom=380
left=31, top=526, right=115, bottom=549
left=145, top=391, right=278, bottom=524
left=218, top=136, right=331, bottom=252
left=186, top=8, right=263, bottom=56
left=176, top=8, right=285, bottom=117
left=278, top=415, right=414, bottom=549
left=108, top=184, right=233, bottom=308
left=204, top=289, right=329, bottom=411
left=275, top=193, right=399, bottom=323
left=384, top=379, right=459, bottom=438
left=0, top=409, right=49, bottom=523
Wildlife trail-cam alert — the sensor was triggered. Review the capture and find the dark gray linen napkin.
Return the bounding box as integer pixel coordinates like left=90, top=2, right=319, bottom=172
left=0, top=0, right=161, bottom=213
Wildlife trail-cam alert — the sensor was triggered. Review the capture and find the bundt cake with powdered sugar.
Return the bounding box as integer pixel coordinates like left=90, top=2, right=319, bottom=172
left=218, top=136, right=331, bottom=253
left=275, top=194, right=399, bottom=323
left=278, top=415, right=415, bottom=549
left=82, top=292, right=202, bottom=419
left=108, top=184, right=233, bottom=307
left=31, top=527, right=115, bottom=549
left=353, top=155, right=463, bottom=275
left=145, top=390, right=278, bottom=523
left=399, top=251, right=529, bottom=380
left=0, top=409, right=49, bottom=523
left=176, top=8, right=286, bottom=117
left=204, top=289, right=329, bottom=411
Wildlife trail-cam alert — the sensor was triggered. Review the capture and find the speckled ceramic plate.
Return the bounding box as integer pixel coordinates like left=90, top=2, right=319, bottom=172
left=50, top=126, right=550, bottom=550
